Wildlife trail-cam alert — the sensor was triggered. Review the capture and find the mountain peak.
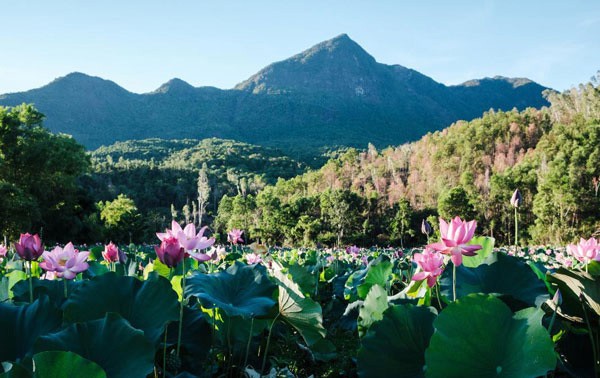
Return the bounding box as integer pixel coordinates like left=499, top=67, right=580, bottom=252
left=152, top=78, right=195, bottom=94
left=41, top=72, right=131, bottom=95
left=458, top=76, right=536, bottom=89
left=234, top=33, right=378, bottom=94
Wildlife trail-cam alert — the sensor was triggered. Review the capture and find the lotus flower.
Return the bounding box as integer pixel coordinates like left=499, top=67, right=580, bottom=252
left=346, top=245, right=360, bottom=259
left=211, top=246, right=227, bottom=260
left=412, top=248, right=445, bottom=287
left=227, top=228, right=244, bottom=244
left=246, top=252, right=262, bottom=265
left=510, top=189, right=522, bottom=207
left=154, top=236, right=185, bottom=268
left=427, top=217, right=482, bottom=266
left=102, top=242, right=120, bottom=263
left=40, top=242, right=90, bottom=280
left=14, top=233, right=44, bottom=261
left=0, top=244, right=7, bottom=263
left=567, top=237, right=599, bottom=264
left=158, top=221, right=215, bottom=252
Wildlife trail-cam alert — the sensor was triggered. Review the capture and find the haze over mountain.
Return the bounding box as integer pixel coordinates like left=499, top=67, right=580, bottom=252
left=0, top=34, right=550, bottom=156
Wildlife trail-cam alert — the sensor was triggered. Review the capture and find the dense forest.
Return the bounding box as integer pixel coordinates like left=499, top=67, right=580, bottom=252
left=0, top=75, right=598, bottom=247
left=215, top=74, right=600, bottom=247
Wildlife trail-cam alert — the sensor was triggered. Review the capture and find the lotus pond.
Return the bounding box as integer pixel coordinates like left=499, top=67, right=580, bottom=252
left=0, top=224, right=599, bottom=377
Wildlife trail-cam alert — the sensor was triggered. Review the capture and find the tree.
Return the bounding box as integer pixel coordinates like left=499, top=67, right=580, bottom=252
left=0, top=104, right=91, bottom=241
left=390, top=198, right=415, bottom=248
left=437, top=186, right=477, bottom=221
left=197, top=163, right=210, bottom=226
left=320, top=189, right=363, bottom=246
left=98, top=194, right=141, bottom=243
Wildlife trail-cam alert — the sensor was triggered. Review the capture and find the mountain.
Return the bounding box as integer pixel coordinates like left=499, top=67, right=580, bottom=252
left=0, top=34, right=550, bottom=157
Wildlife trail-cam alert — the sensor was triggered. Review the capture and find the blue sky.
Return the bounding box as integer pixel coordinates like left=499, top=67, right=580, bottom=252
left=1, top=0, right=598, bottom=94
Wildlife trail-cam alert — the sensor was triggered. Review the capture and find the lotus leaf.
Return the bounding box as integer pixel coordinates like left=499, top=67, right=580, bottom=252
left=425, top=294, right=556, bottom=377
left=35, top=313, right=154, bottom=378
left=62, top=272, right=179, bottom=344
left=357, top=304, right=437, bottom=378
left=185, top=261, right=276, bottom=318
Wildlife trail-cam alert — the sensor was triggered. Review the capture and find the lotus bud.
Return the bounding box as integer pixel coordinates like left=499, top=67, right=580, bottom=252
left=510, top=189, right=522, bottom=208
left=421, top=219, right=432, bottom=235
left=552, top=289, right=562, bottom=307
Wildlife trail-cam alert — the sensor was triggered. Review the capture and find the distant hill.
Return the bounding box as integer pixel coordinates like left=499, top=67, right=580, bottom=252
left=0, top=34, right=550, bottom=157
left=86, top=137, right=306, bottom=219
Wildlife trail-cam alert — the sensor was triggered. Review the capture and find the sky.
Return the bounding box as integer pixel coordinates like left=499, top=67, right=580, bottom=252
left=1, top=0, right=598, bottom=94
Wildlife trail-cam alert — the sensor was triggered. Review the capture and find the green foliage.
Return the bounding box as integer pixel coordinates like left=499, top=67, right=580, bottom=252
left=185, top=262, right=277, bottom=318
left=62, top=273, right=179, bottom=344
left=34, top=313, right=155, bottom=378
left=358, top=304, right=437, bottom=378
left=32, top=351, right=107, bottom=378
left=0, top=104, right=91, bottom=241
left=0, top=296, right=62, bottom=362
left=97, top=194, right=142, bottom=242
left=440, top=253, right=549, bottom=307
left=357, top=284, right=389, bottom=337
left=424, top=294, right=556, bottom=377
left=272, top=268, right=328, bottom=347
left=437, top=186, right=476, bottom=220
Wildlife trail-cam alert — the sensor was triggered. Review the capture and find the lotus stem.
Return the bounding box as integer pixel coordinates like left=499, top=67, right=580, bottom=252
left=547, top=304, right=559, bottom=338
left=63, top=279, right=68, bottom=299
left=177, top=258, right=185, bottom=358
left=28, top=261, right=33, bottom=303
left=162, top=325, right=168, bottom=375
left=435, top=282, right=442, bottom=308
left=261, top=314, right=280, bottom=374
left=452, top=263, right=457, bottom=302
left=243, top=317, right=255, bottom=369
left=581, top=295, right=599, bottom=374
left=514, top=207, right=518, bottom=254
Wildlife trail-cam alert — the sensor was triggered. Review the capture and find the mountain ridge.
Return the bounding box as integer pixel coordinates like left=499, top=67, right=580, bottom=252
left=0, top=34, right=550, bottom=155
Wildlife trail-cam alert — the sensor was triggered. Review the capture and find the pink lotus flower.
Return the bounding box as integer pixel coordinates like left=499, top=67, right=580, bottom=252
left=427, top=217, right=482, bottom=266
left=102, top=242, right=120, bottom=263
left=567, top=237, right=599, bottom=264
left=154, top=236, right=185, bottom=268
left=227, top=229, right=244, bottom=244
left=40, top=242, right=90, bottom=280
left=412, top=249, right=445, bottom=287
left=246, top=252, right=262, bottom=265
left=0, top=244, right=7, bottom=263
left=157, top=221, right=216, bottom=251
left=14, top=233, right=44, bottom=261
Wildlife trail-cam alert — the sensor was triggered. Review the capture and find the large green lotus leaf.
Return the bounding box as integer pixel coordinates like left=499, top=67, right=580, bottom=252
left=357, top=284, right=389, bottom=337
left=547, top=267, right=600, bottom=319
left=0, top=295, right=62, bottom=362
left=357, top=258, right=392, bottom=299
left=287, top=263, right=317, bottom=297
left=461, top=236, right=495, bottom=268
left=357, top=304, right=437, bottom=378
left=425, top=294, right=556, bottom=377
left=272, top=268, right=327, bottom=347
left=5, top=271, right=27, bottom=300
left=440, top=252, right=548, bottom=307
left=12, top=278, right=81, bottom=306
left=34, top=313, right=154, bottom=378
left=32, top=351, right=106, bottom=378
left=185, top=261, right=276, bottom=318
left=84, top=261, right=109, bottom=278
left=0, top=362, right=30, bottom=378
left=62, top=272, right=179, bottom=344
